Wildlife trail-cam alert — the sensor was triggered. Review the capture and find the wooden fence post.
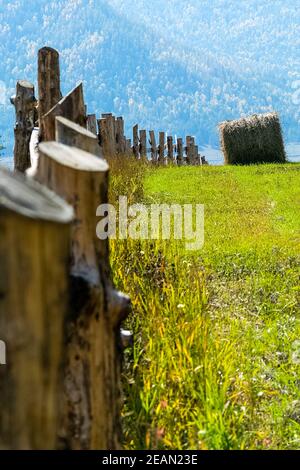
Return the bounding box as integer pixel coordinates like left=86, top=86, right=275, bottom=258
left=99, top=114, right=116, bottom=158
left=133, top=124, right=139, bottom=158
left=115, top=117, right=126, bottom=154
left=177, top=137, right=183, bottom=166
left=139, top=130, right=147, bottom=160
left=38, top=47, right=62, bottom=141
left=0, top=169, right=73, bottom=450
left=10, top=80, right=37, bottom=173
left=193, top=145, right=200, bottom=165
left=149, top=131, right=157, bottom=163
left=158, top=131, right=165, bottom=164
left=186, top=136, right=194, bottom=165
left=167, top=135, right=174, bottom=164
left=55, top=116, right=102, bottom=157
left=87, top=114, right=97, bottom=135
left=32, top=141, right=130, bottom=450
left=42, top=83, right=86, bottom=142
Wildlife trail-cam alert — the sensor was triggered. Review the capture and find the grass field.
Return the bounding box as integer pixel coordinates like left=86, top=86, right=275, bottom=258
left=110, top=161, right=300, bottom=450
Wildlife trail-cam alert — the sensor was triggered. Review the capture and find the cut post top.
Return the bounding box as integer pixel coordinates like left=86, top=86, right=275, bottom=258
left=17, top=80, right=35, bottom=90
left=39, top=141, right=109, bottom=172
left=0, top=167, right=73, bottom=223
left=56, top=116, right=98, bottom=140
left=39, top=46, right=60, bottom=56
left=43, top=82, right=84, bottom=119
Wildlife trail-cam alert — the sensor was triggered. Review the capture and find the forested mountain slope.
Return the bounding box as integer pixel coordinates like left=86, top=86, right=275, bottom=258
left=0, top=0, right=299, bottom=155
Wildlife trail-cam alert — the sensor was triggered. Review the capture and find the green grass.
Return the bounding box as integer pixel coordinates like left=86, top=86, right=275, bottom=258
left=110, top=162, right=300, bottom=450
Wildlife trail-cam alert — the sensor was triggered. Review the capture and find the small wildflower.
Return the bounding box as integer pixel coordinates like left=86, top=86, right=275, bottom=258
left=160, top=400, right=168, bottom=409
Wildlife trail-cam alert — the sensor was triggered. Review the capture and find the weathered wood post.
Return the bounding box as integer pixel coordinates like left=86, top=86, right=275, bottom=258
left=42, top=83, right=86, bottom=142
left=99, top=113, right=116, bottom=158
left=139, top=130, right=147, bottom=160
left=98, top=117, right=108, bottom=156
left=167, top=135, right=174, bottom=164
left=87, top=114, right=97, bottom=135
left=186, top=136, right=194, bottom=165
left=177, top=137, right=183, bottom=166
left=56, top=116, right=102, bottom=157
left=149, top=131, right=157, bottom=163
left=38, top=47, right=62, bottom=141
left=0, top=169, right=73, bottom=450
left=158, top=131, right=165, bottom=164
left=133, top=124, right=139, bottom=158
left=115, top=117, right=125, bottom=154
left=10, top=80, right=37, bottom=172
left=31, top=141, right=130, bottom=450
left=104, top=113, right=116, bottom=155
left=193, top=145, right=200, bottom=165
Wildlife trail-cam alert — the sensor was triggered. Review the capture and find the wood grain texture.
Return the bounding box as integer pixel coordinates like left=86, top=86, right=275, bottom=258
left=149, top=131, right=157, bottom=163
left=98, top=114, right=115, bottom=158
left=158, top=131, right=165, bottom=164
left=139, top=130, right=147, bottom=160
left=32, top=141, right=130, bottom=449
left=133, top=124, right=139, bottom=158
left=38, top=47, right=62, bottom=141
left=42, top=83, right=86, bottom=142
left=11, top=80, right=37, bottom=172
left=167, top=135, right=174, bottom=164
left=176, top=137, right=183, bottom=166
left=55, top=116, right=103, bottom=158
left=87, top=114, right=97, bottom=136
left=115, top=117, right=126, bottom=154
left=0, top=169, right=73, bottom=450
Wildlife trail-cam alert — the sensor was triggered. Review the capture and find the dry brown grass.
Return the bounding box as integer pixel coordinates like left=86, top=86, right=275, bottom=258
left=107, top=153, right=149, bottom=205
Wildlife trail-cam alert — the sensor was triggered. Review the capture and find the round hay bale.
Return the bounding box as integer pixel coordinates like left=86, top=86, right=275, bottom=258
left=219, top=112, right=286, bottom=165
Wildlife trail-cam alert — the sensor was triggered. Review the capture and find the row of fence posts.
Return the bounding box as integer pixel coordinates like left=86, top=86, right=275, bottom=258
left=1, top=46, right=131, bottom=450
left=1, top=44, right=207, bottom=451
left=86, top=113, right=207, bottom=165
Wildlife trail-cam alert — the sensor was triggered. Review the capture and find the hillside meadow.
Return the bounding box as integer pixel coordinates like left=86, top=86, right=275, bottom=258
left=109, top=160, right=300, bottom=450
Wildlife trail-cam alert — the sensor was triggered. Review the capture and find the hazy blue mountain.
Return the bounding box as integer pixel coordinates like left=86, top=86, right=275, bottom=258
left=0, top=0, right=300, bottom=158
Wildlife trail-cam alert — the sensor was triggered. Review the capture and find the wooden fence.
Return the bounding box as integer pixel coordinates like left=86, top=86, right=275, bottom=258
left=1, top=45, right=208, bottom=450
left=97, top=114, right=208, bottom=165
left=1, top=46, right=131, bottom=450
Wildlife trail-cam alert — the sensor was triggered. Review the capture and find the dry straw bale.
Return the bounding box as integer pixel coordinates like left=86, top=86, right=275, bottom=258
left=219, top=112, right=286, bottom=165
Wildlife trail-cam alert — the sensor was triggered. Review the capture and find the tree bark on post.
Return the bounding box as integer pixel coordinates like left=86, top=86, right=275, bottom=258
left=177, top=137, right=183, bottom=166
left=193, top=145, right=200, bottom=165
left=42, top=83, right=86, bottom=142
left=133, top=124, right=139, bottom=158
left=87, top=114, right=97, bottom=136
left=0, top=169, right=73, bottom=450
left=99, top=114, right=116, bottom=158
left=186, top=136, right=194, bottom=165
left=158, top=131, right=165, bottom=164
left=55, top=116, right=103, bottom=157
left=167, top=136, right=174, bottom=164
left=139, top=130, right=147, bottom=160
left=32, top=141, right=130, bottom=450
left=149, top=131, right=157, bottom=163
left=115, top=117, right=125, bottom=154
left=11, top=80, right=37, bottom=173
left=38, top=47, right=62, bottom=141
